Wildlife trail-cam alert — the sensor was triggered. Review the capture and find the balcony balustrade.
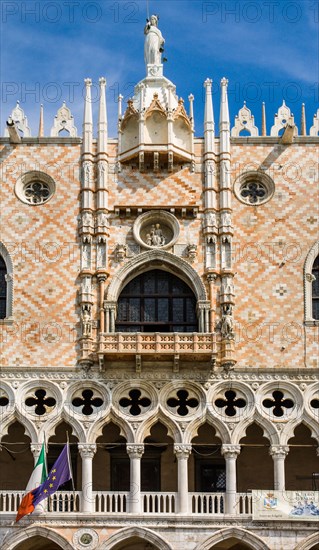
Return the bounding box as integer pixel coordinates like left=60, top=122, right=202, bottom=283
left=99, top=332, right=217, bottom=360
left=0, top=490, right=252, bottom=516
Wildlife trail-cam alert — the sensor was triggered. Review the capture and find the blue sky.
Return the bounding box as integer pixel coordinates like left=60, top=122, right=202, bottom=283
left=1, top=0, right=318, bottom=137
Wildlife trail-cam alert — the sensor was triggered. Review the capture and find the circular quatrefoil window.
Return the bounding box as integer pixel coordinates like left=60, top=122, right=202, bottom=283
left=15, top=171, right=55, bottom=205
left=234, top=171, right=275, bottom=206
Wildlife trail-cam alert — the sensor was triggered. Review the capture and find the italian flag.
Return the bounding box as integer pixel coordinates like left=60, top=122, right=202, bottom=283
left=16, top=442, right=47, bottom=522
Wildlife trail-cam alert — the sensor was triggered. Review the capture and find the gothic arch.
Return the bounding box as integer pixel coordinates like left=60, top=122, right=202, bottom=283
left=234, top=414, right=280, bottom=446
left=185, top=411, right=230, bottom=445
left=281, top=418, right=319, bottom=446
left=89, top=410, right=135, bottom=444
left=195, top=527, right=270, bottom=550
left=1, top=413, right=38, bottom=442
left=100, top=526, right=173, bottom=550
left=304, top=240, right=319, bottom=322
left=0, top=241, right=14, bottom=318
left=136, top=409, right=182, bottom=444
left=43, top=413, right=86, bottom=442
left=3, top=526, right=74, bottom=550
left=295, top=532, right=319, bottom=550
left=106, top=250, right=208, bottom=303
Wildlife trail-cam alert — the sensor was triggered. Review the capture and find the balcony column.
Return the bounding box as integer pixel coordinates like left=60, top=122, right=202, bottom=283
left=127, top=444, right=144, bottom=514
left=78, top=443, right=96, bottom=513
left=269, top=445, right=289, bottom=492
left=221, top=444, right=241, bottom=514
left=174, top=444, right=192, bottom=514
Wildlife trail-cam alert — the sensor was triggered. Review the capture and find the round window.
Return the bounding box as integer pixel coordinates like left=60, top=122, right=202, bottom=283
left=15, top=171, right=55, bottom=205
left=234, top=171, right=275, bottom=206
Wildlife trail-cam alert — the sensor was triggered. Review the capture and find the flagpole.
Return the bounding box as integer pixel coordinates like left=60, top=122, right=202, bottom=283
left=66, top=431, right=75, bottom=494
left=146, top=0, right=150, bottom=20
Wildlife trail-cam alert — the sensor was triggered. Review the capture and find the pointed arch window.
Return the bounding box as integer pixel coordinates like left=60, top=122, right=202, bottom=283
left=0, top=256, right=6, bottom=319
left=312, top=255, right=319, bottom=320
left=304, top=242, right=319, bottom=324
left=116, top=269, right=198, bottom=333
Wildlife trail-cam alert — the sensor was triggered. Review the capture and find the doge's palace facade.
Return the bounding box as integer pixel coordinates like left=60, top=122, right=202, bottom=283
left=0, top=15, right=318, bottom=550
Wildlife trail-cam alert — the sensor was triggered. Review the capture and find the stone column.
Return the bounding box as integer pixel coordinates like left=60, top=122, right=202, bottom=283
left=221, top=444, right=241, bottom=514
left=269, top=445, right=289, bottom=492
left=127, top=444, right=144, bottom=514
left=78, top=443, right=96, bottom=513
left=174, top=444, right=192, bottom=514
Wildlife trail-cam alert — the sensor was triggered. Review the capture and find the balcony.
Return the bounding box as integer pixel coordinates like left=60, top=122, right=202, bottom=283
left=98, top=332, right=217, bottom=362
left=0, top=490, right=252, bottom=516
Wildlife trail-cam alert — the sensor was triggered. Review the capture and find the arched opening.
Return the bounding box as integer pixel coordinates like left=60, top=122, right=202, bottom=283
left=143, top=422, right=176, bottom=493
left=94, top=423, right=128, bottom=493
left=13, top=537, right=63, bottom=550
left=0, top=421, right=33, bottom=491
left=286, top=424, right=318, bottom=490
left=207, top=539, right=258, bottom=550
left=110, top=539, right=160, bottom=550
left=47, top=422, right=80, bottom=512
left=116, top=269, right=198, bottom=332
left=191, top=424, right=224, bottom=492
left=237, top=424, right=273, bottom=492
left=190, top=423, right=224, bottom=513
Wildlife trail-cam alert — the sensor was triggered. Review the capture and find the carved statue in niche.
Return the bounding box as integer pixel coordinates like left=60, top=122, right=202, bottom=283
left=147, top=223, right=166, bottom=247
left=81, top=305, right=92, bottom=338
left=220, top=304, right=234, bottom=339
left=97, top=212, right=108, bottom=229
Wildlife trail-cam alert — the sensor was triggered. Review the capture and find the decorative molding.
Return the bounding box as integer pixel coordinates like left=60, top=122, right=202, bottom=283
left=231, top=102, right=259, bottom=137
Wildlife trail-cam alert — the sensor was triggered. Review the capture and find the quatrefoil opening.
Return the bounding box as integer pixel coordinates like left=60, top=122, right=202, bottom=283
left=167, top=389, right=199, bottom=416
left=25, top=389, right=56, bottom=416
left=72, top=389, right=104, bottom=416
left=262, top=390, right=294, bottom=418
left=119, top=389, right=151, bottom=416
left=215, top=390, right=246, bottom=417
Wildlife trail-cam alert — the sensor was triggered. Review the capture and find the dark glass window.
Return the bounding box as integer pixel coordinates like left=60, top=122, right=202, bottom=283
left=116, top=270, right=198, bottom=333
left=0, top=256, right=7, bottom=319
left=312, top=255, right=319, bottom=320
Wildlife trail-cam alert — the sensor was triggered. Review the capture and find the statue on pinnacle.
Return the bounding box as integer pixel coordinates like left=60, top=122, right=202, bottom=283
left=144, top=15, right=165, bottom=66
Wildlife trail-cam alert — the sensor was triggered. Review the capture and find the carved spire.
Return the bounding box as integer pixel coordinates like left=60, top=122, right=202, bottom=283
left=38, top=104, right=44, bottom=137
left=83, top=78, right=93, bottom=154
left=220, top=78, right=230, bottom=153
left=300, top=103, right=306, bottom=136
left=188, top=94, right=194, bottom=131
left=98, top=77, right=108, bottom=153
left=204, top=78, right=215, bottom=153
left=261, top=102, right=267, bottom=136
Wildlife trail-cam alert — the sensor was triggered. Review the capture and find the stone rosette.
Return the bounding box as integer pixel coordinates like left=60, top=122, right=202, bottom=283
left=73, top=528, right=99, bottom=550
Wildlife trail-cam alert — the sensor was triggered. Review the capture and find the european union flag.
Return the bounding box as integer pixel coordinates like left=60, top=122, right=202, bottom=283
left=32, top=444, right=72, bottom=507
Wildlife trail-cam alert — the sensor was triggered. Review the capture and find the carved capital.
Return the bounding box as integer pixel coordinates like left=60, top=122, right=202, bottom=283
left=126, top=444, right=144, bottom=458
left=269, top=445, right=289, bottom=458
left=174, top=444, right=192, bottom=459
left=221, top=444, right=241, bottom=459
left=78, top=443, right=96, bottom=459
left=30, top=443, right=45, bottom=457
left=207, top=273, right=217, bottom=284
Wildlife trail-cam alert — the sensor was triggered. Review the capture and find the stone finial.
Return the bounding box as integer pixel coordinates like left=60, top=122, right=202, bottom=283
left=204, top=78, right=215, bottom=150
left=98, top=77, right=108, bottom=153
left=50, top=102, right=77, bottom=137
left=261, top=102, right=267, bottom=136
left=270, top=101, right=298, bottom=137
left=300, top=103, right=306, bottom=136
left=38, top=104, right=44, bottom=137
left=220, top=78, right=230, bottom=127
left=310, top=108, right=319, bottom=136
left=4, top=101, right=31, bottom=137
left=231, top=102, right=259, bottom=137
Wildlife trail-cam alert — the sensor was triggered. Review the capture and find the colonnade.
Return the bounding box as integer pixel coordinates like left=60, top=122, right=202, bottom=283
left=28, top=441, right=296, bottom=515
